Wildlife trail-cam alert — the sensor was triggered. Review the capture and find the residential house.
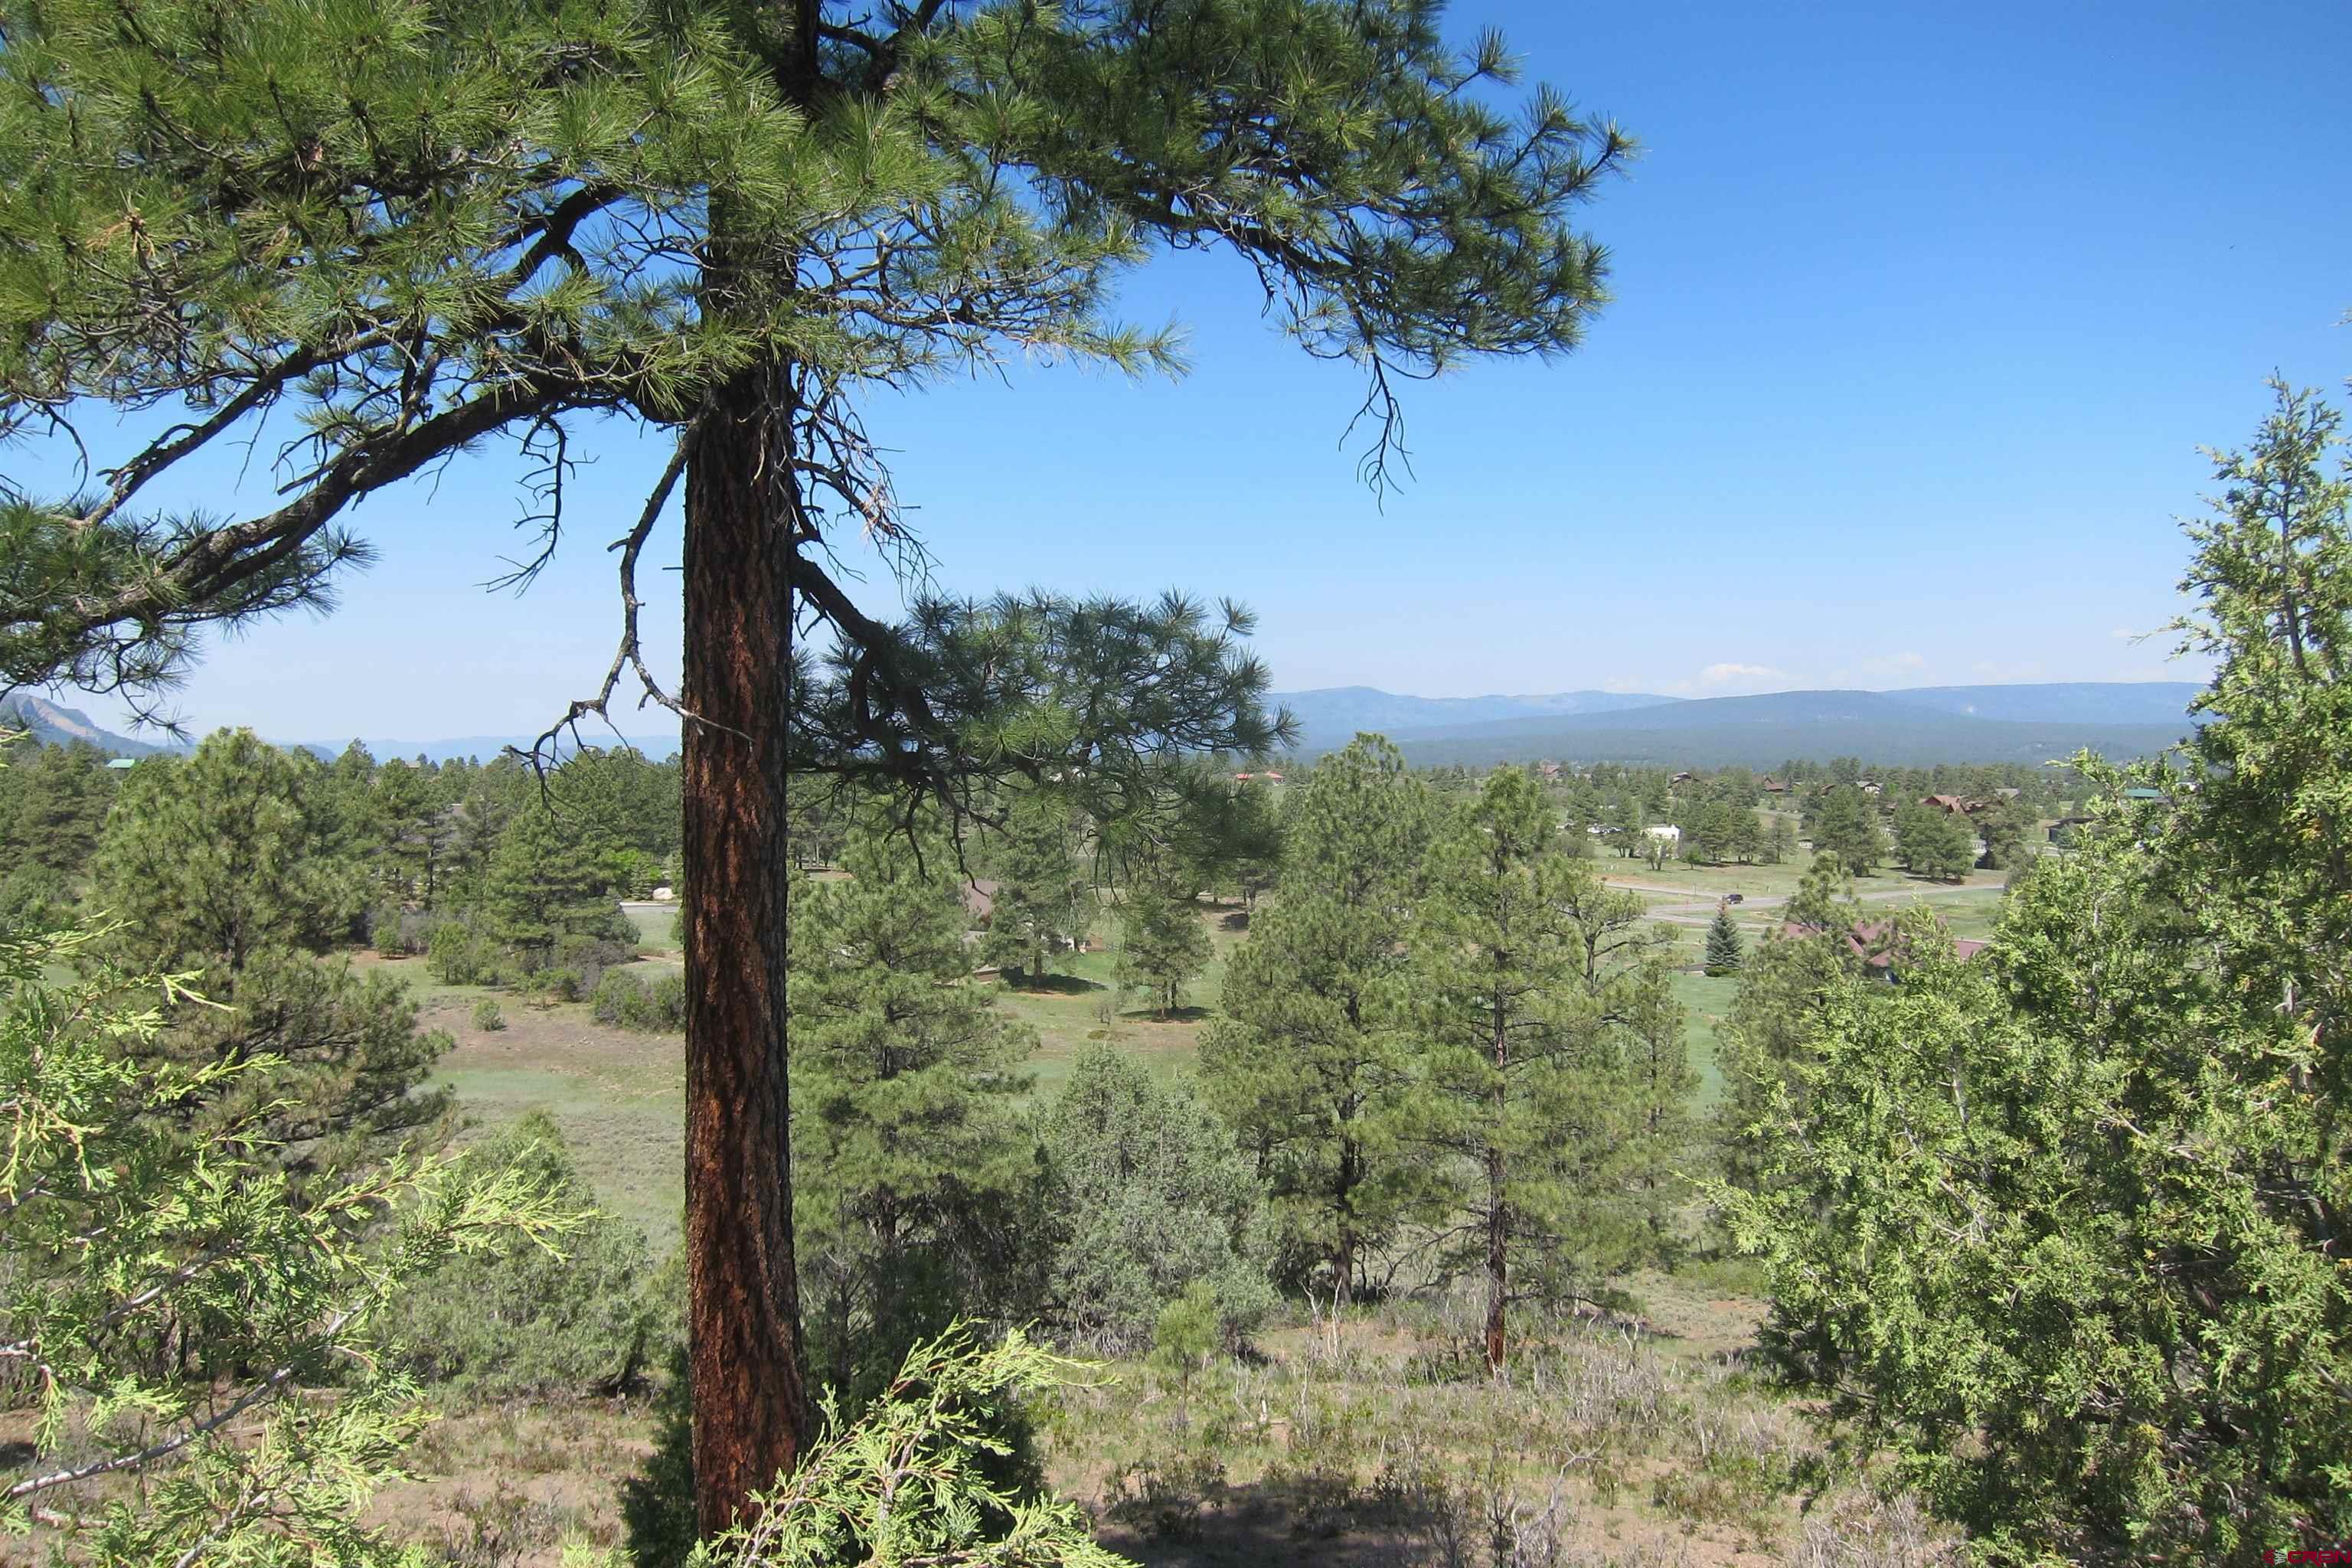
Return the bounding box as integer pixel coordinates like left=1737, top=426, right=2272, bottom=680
left=1780, top=917, right=1988, bottom=977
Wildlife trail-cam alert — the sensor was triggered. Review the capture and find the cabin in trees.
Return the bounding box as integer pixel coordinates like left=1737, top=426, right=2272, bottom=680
left=1760, top=776, right=1788, bottom=794
left=1919, top=793, right=1970, bottom=815
left=1782, top=917, right=1988, bottom=978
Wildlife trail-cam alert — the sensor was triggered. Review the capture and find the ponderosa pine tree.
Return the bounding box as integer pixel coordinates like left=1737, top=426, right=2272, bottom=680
left=89, top=730, right=361, bottom=976
left=89, top=730, right=454, bottom=1173
left=978, top=794, right=1093, bottom=985
left=482, top=802, right=619, bottom=969
left=786, top=826, right=1037, bottom=1412
left=0, top=738, right=116, bottom=920
left=1717, top=382, right=2352, bottom=1555
left=1975, top=792, right=2037, bottom=871
left=1115, top=866, right=1214, bottom=1020
left=1198, top=736, right=1434, bottom=1305
left=1412, top=766, right=1651, bottom=1373
left=1811, top=784, right=1887, bottom=877
left=1616, top=961, right=1698, bottom=1253
left=0, top=0, right=1628, bottom=1525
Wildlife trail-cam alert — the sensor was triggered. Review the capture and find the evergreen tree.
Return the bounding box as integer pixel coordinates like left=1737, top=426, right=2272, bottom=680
left=1605, top=795, right=1642, bottom=856
left=0, top=918, right=573, bottom=1562
left=1764, top=815, right=1795, bottom=864
left=0, top=740, right=116, bottom=920
left=1719, top=383, right=2352, bottom=1553
left=1037, top=1046, right=1274, bottom=1352
left=1198, top=736, right=1433, bottom=1304
left=978, top=795, right=1093, bottom=984
left=1412, top=767, right=1649, bottom=1372
left=87, top=730, right=449, bottom=1172
left=1975, top=793, right=2037, bottom=871
left=1811, top=783, right=1887, bottom=876
left=2, top=0, right=1632, bottom=1521
left=1115, top=869, right=1214, bottom=1019
left=1704, top=906, right=1745, bottom=975
left=483, top=802, right=619, bottom=969
left=787, top=828, right=1037, bottom=1411
left=368, top=755, right=443, bottom=903
left=89, top=729, right=361, bottom=977
left=1782, top=848, right=1854, bottom=932
left=1617, top=962, right=1699, bottom=1251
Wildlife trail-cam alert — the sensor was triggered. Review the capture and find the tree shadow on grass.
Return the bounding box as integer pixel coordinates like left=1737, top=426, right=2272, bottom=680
left=1001, top=972, right=1106, bottom=995
left=1096, top=1472, right=1465, bottom=1568
left=1219, top=910, right=1251, bottom=932
left=1123, top=1005, right=1211, bottom=1024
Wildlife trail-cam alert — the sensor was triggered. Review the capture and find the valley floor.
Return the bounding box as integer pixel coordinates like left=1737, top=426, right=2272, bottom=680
left=358, top=856, right=2001, bottom=1564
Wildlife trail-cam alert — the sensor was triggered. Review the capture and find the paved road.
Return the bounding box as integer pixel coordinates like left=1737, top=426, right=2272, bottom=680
left=1602, top=878, right=2008, bottom=926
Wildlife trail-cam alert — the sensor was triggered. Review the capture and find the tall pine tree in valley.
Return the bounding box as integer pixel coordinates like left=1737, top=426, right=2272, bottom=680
left=1413, top=766, right=1650, bottom=1373
left=1116, top=864, right=1215, bottom=1019
left=1811, top=783, right=1888, bottom=877
left=90, top=730, right=362, bottom=978
left=978, top=795, right=1093, bottom=985
left=787, top=825, right=1037, bottom=1413
left=1618, top=962, right=1700, bottom=1251
left=482, top=803, right=617, bottom=970
left=1199, top=737, right=1436, bottom=1305
left=87, top=729, right=451, bottom=1172
left=2, top=0, right=1629, bottom=1521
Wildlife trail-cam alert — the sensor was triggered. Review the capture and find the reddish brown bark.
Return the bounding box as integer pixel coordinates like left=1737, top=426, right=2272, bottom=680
left=682, top=364, right=808, bottom=1536
left=1485, top=989, right=1508, bottom=1374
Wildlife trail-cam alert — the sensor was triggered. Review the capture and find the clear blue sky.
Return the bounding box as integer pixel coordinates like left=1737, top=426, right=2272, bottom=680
left=24, top=0, right=2352, bottom=743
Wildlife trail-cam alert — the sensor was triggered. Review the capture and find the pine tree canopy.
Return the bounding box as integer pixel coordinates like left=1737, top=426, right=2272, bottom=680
left=1, top=0, right=1626, bottom=803
left=0, top=0, right=1632, bottom=1526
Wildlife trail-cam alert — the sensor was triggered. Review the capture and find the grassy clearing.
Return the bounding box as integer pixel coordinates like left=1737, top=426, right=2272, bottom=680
left=356, top=890, right=1976, bottom=1566
left=622, top=903, right=679, bottom=952
left=360, top=953, right=688, bottom=1250
left=1047, top=1286, right=1960, bottom=1568
left=989, top=903, right=1246, bottom=1097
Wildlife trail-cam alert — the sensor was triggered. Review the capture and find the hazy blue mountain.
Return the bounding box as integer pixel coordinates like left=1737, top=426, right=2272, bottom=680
left=1328, top=688, right=2190, bottom=770
left=1273, top=685, right=1677, bottom=746
left=0, top=695, right=171, bottom=756
left=1881, top=681, right=2203, bottom=725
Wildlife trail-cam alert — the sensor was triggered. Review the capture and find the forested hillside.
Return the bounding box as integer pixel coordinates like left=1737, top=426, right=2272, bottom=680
left=0, top=0, right=2342, bottom=1562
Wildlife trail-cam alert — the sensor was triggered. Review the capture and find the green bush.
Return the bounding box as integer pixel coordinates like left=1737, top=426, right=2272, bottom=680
left=1038, top=1046, right=1276, bottom=1353
left=471, top=998, right=505, bottom=1032
left=381, top=1112, right=665, bottom=1400
left=589, top=968, right=686, bottom=1033
left=648, top=972, right=686, bottom=1030
left=428, top=918, right=495, bottom=986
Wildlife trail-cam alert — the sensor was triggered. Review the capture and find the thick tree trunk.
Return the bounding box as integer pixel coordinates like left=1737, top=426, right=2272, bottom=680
left=1484, top=1145, right=1507, bottom=1374
left=682, top=363, right=809, bottom=1536
left=1485, top=994, right=1508, bottom=1374
left=1332, top=1138, right=1357, bottom=1311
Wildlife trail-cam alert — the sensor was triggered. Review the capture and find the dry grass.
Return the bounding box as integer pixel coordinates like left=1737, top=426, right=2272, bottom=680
left=1047, top=1289, right=1962, bottom=1568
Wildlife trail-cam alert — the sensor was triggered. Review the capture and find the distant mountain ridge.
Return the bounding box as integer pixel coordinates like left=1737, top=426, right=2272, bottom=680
left=1277, top=682, right=2204, bottom=770
left=292, top=734, right=679, bottom=764
left=0, top=695, right=170, bottom=756
left=1876, top=681, right=2203, bottom=726
left=1273, top=685, right=1677, bottom=746
left=9, top=679, right=2203, bottom=772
